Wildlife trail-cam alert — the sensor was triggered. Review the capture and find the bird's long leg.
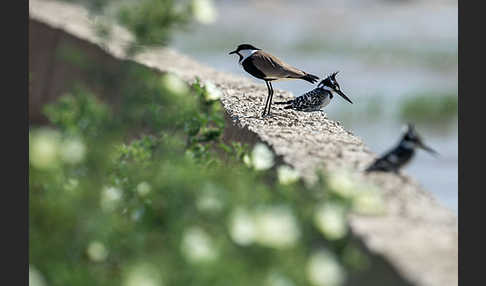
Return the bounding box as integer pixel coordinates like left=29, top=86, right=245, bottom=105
left=267, top=82, right=274, bottom=116
left=262, top=81, right=271, bottom=117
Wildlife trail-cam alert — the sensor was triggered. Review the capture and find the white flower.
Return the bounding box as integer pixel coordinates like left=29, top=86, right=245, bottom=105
left=352, top=185, right=385, bottom=215
left=196, top=183, right=224, bottom=213
left=64, top=178, right=79, bottom=191
left=254, top=206, right=300, bottom=249
left=306, top=249, right=346, bottom=286
left=277, top=165, right=300, bottom=185
left=265, top=272, right=295, bottom=286
left=100, top=186, right=122, bottom=211
left=30, top=128, right=61, bottom=170
left=252, top=143, right=275, bottom=171
left=161, top=73, right=189, bottom=95
left=192, top=0, right=218, bottom=24
left=136, top=182, right=152, bottom=197
left=123, top=263, right=162, bottom=286
left=243, top=154, right=252, bottom=167
left=327, top=170, right=357, bottom=199
left=29, top=265, right=47, bottom=286
left=181, top=227, right=217, bottom=263
left=60, top=137, right=86, bottom=164
left=185, top=149, right=195, bottom=160
left=87, top=241, right=108, bottom=262
left=314, top=203, right=348, bottom=240
left=197, top=192, right=223, bottom=213
left=229, top=208, right=256, bottom=246
left=204, top=81, right=222, bottom=101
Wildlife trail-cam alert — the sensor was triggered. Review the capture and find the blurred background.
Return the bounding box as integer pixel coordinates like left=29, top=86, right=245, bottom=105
left=170, top=0, right=458, bottom=214
left=29, top=0, right=458, bottom=285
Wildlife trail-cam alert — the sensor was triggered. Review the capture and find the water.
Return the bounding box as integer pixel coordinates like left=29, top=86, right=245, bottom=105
left=170, top=0, right=458, bottom=214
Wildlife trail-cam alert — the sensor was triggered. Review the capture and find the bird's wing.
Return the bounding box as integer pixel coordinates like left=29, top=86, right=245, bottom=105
left=293, top=91, right=315, bottom=109
left=366, top=156, right=392, bottom=172
left=366, top=150, right=399, bottom=172
left=251, top=50, right=306, bottom=79
left=367, top=144, right=413, bottom=173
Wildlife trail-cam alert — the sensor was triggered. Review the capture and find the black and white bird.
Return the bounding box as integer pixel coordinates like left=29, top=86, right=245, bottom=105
left=365, top=123, right=438, bottom=173
left=274, top=71, right=352, bottom=113
left=229, top=44, right=319, bottom=117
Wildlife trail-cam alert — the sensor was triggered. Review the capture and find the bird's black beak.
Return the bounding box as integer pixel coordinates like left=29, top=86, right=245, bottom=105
left=418, top=142, right=439, bottom=156
left=229, top=50, right=237, bottom=55
left=336, top=90, right=353, bottom=104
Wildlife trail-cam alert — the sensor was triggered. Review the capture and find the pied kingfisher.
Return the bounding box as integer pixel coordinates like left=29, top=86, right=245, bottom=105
left=274, top=71, right=352, bottom=114
left=366, top=123, right=438, bottom=173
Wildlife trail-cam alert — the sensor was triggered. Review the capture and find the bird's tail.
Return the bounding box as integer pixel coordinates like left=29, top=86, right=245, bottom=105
left=365, top=163, right=386, bottom=173
left=300, top=73, right=320, bottom=84
left=274, top=99, right=294, bottom=105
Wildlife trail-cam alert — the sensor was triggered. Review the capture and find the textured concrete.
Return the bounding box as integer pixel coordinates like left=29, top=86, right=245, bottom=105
left=29, top=1, right=458, bottom=285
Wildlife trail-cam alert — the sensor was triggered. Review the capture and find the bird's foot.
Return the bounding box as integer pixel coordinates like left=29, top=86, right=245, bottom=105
left=261, top=108, right=274, bottom=118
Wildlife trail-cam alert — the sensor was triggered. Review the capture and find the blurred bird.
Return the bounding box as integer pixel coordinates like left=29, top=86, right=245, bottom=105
left=274, top=71, right=352, bottom=114
left=229, top=44, right=319, bottom=117
left=366, top=123, right=438, bottom=173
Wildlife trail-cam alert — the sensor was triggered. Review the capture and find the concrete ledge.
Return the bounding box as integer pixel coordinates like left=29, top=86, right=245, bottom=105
left=29, top=1, right=458, bottom=285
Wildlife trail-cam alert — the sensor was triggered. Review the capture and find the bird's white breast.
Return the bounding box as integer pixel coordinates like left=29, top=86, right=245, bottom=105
left=320, top=95, right=331, bottom=109
left=401, top=141, right=416, bottom=149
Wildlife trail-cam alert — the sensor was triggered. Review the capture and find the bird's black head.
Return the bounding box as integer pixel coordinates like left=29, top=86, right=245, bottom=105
left=403, top=123, right=419, bottom=141
left=228, top=44, right=260, bottom=55
left=401, top=123, right=438, bottom=155
left=317, top=72, right=353, bottom=104
left=318, top=72, right=340, bottom=90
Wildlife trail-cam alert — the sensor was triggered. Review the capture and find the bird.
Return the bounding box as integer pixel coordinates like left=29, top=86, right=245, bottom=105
left=274, top=71, right=352, bottom=114
left=365, top=123, right=438, bottom=173
left=229, top=44, right=319, bottom=117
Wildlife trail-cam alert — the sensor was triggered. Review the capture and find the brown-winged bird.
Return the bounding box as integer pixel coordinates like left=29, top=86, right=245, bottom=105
left=229, top=44, right=319, bottom=117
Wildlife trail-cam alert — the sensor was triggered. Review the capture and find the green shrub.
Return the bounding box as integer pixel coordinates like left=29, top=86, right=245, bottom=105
left=399, top=91, right=458, bottom=123
left=30, top=73, right=383, bottom=286
left=60, top=0, right=215, bottom=55
left=117, top=0, right=191, bottom=49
